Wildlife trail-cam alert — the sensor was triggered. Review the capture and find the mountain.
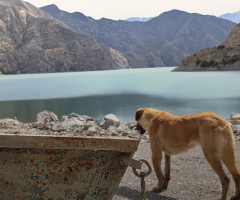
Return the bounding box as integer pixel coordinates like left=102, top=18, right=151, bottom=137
left=41, top=5, right=236, bottom=68
left=0, top=0, right=127, bottom=74
left=125, top=17, right=153, bottom=22
left=0, top=1, right=237, bottom=74
left=220, top=11, right=240, bottom=23
left=174, top=23, right=240, bottom=71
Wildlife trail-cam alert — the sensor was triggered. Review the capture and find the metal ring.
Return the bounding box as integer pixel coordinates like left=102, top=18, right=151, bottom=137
left=132, top=159, right=152, bottom=178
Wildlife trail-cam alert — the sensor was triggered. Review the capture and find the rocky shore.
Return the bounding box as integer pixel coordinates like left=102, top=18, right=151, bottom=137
left=0, top=110, right=240, bottom=140
left=0, top=110, right=148, bottom=141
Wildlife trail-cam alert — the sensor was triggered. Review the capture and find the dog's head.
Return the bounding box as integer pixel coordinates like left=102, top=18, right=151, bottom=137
left=135, top=108, right=146, bottom=135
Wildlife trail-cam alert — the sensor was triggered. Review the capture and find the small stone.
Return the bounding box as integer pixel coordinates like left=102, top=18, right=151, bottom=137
left=68, top=113, right=80, bottom=118
left=77, top=116, right=86, bottom=122
left=104, top=114, right=120, bottom=129
left=107, top=126, right=116, bottom=131
left=232, top=125, right=240, bottom=133
left=84, top=124, right=90, bottom=130
left=111, top=131, right=118, bottom=136
left=99, top=121, right=105, bottom=127
left=116, top=124, right=127, bottom=132
left=88, top=127, right=98, bottom=135
left=37, top=110, right=58, bottom=123
left=121, top=132, right=129, bottom=136
left=81, top=115, right=96, bottom=122
left=46, top=122, right=54, bottom=130
left=61, top=115, right=68, bottom=122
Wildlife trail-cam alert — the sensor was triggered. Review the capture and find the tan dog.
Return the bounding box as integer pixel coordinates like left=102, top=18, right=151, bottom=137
left=135, top=108, right=240, bottom=200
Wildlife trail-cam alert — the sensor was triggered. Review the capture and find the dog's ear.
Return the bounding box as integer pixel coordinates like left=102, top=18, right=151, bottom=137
left=135, top=108, right=146, bottom=134
left=135, top=109, right=144, bottom=121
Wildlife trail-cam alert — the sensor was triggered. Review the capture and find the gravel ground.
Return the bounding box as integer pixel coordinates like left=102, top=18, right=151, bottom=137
left=113, top=137, right=240, bottom=200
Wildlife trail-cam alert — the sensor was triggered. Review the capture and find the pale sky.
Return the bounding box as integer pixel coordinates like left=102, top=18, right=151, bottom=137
left=23, top=0, right=240, bottom=20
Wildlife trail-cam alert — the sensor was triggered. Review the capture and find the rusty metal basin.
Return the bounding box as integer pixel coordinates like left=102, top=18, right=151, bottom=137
left=0, top=134, right=140, bottom=200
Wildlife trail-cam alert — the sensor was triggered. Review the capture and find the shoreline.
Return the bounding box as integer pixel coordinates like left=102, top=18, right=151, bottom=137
left=0, top=110, right=239, bottom=139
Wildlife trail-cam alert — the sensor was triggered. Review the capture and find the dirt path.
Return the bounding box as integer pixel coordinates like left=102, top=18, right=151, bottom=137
left=113, top=139, right=240, bottom=200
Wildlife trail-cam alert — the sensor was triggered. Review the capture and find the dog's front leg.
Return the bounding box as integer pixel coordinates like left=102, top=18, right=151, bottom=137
left=151, top=151, right=164, bottom=192
left=163, top=153, right=171, bottom=189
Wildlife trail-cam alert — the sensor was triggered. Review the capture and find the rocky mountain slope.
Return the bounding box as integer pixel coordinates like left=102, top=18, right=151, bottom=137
left=175, top=23, right=240, bottom=71
left=220, top=11, right=240, bottom=23
left=41, top=5, right=236, bottom=68
left=0, top=0, right=128, bottom=74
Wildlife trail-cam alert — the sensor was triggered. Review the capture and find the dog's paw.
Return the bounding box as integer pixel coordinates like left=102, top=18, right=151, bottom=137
left=231, top=194, right=240, bottom=200
left=163, top=180, right=169, bottom=189
left=152, top=187, right=163, bottom=193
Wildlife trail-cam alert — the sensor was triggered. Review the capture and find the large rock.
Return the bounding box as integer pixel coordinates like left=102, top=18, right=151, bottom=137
left=0, top=118, right=20, bottom=127
left=49, top=117, right=84, bottom=132
left=228, top=113, right=240, bottom=125
left=232, top=125, right=240, bottom=133
left=231, top=113, right=240, bottom=120
left=37, top=110, right=58, bottom=123
left=104, top=114, right=120, bottom=129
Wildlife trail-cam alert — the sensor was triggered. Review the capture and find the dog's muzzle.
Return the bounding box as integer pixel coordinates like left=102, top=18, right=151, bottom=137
left=136, top=123, right=146, bottom=135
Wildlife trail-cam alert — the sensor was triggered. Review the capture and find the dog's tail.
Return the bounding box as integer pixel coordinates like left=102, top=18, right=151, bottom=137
left=222, top=126, right=240, bottom=180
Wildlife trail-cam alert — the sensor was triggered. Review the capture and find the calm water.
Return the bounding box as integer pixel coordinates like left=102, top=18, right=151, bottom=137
left=0, top=67, right=239, bottom=122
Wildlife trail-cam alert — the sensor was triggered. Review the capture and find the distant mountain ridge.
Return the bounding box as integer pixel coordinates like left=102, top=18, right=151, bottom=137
left=220, top=11, right=240, bottom=23
left=41, top=5, right=236, bottom=68
left=175, top=23, right=240, bottom=71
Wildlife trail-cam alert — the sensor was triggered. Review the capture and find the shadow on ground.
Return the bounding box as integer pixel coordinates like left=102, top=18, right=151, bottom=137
left=115, top=186, right=177, bottom=200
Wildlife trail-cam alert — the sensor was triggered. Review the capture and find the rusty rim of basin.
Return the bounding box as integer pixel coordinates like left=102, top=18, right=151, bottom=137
left=0, top=134, right=140, bottom=152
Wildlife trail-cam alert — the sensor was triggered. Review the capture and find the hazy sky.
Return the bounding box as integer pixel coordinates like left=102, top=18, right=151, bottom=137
left=24, top=0, right=240, bottom=20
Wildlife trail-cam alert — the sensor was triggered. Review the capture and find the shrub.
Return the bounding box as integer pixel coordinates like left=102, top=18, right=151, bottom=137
left=217, top=45, right=225, bottom=49
left=196, top=58, right=201, bottom=65
left=208, top=60, right=216, bottom=66
left=221, top=55, right=240, bottom=65
left=222, top=59, right=226, bottom=65
left=212, top=61, right=219, bottom=66
left=199, top=59, right=217, bottom=67
left=229, top=54, right=240, bottom=63
left=201, top=60, right=209, bottom=67
left=0, top=68, right=5, bottom=74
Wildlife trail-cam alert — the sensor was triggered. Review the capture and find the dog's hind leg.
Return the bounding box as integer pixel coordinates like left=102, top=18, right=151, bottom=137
left=222, top=144, right=240, bottom=200
left=202, top=148, right=230, bottom=200
left=163, top=153, right=171, bottom=189
left=231, top=178, right=240, bottom=200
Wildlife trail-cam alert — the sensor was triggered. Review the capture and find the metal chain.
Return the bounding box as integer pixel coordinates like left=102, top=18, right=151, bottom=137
left=132, top=159, right=152, bottom=200
left=140, top=172, right=146, bottom=200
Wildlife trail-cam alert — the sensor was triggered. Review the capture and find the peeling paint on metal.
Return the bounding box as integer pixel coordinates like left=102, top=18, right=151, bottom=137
left=0, top=135, right=140, bottom=200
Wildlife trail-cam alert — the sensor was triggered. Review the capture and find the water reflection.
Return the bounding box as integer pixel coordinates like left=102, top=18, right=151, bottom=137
left=0, top=93, right=239, bottom=122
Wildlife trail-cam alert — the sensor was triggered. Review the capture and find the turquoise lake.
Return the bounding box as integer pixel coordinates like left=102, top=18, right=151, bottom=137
left=0, top=67, right=239, bottom=122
